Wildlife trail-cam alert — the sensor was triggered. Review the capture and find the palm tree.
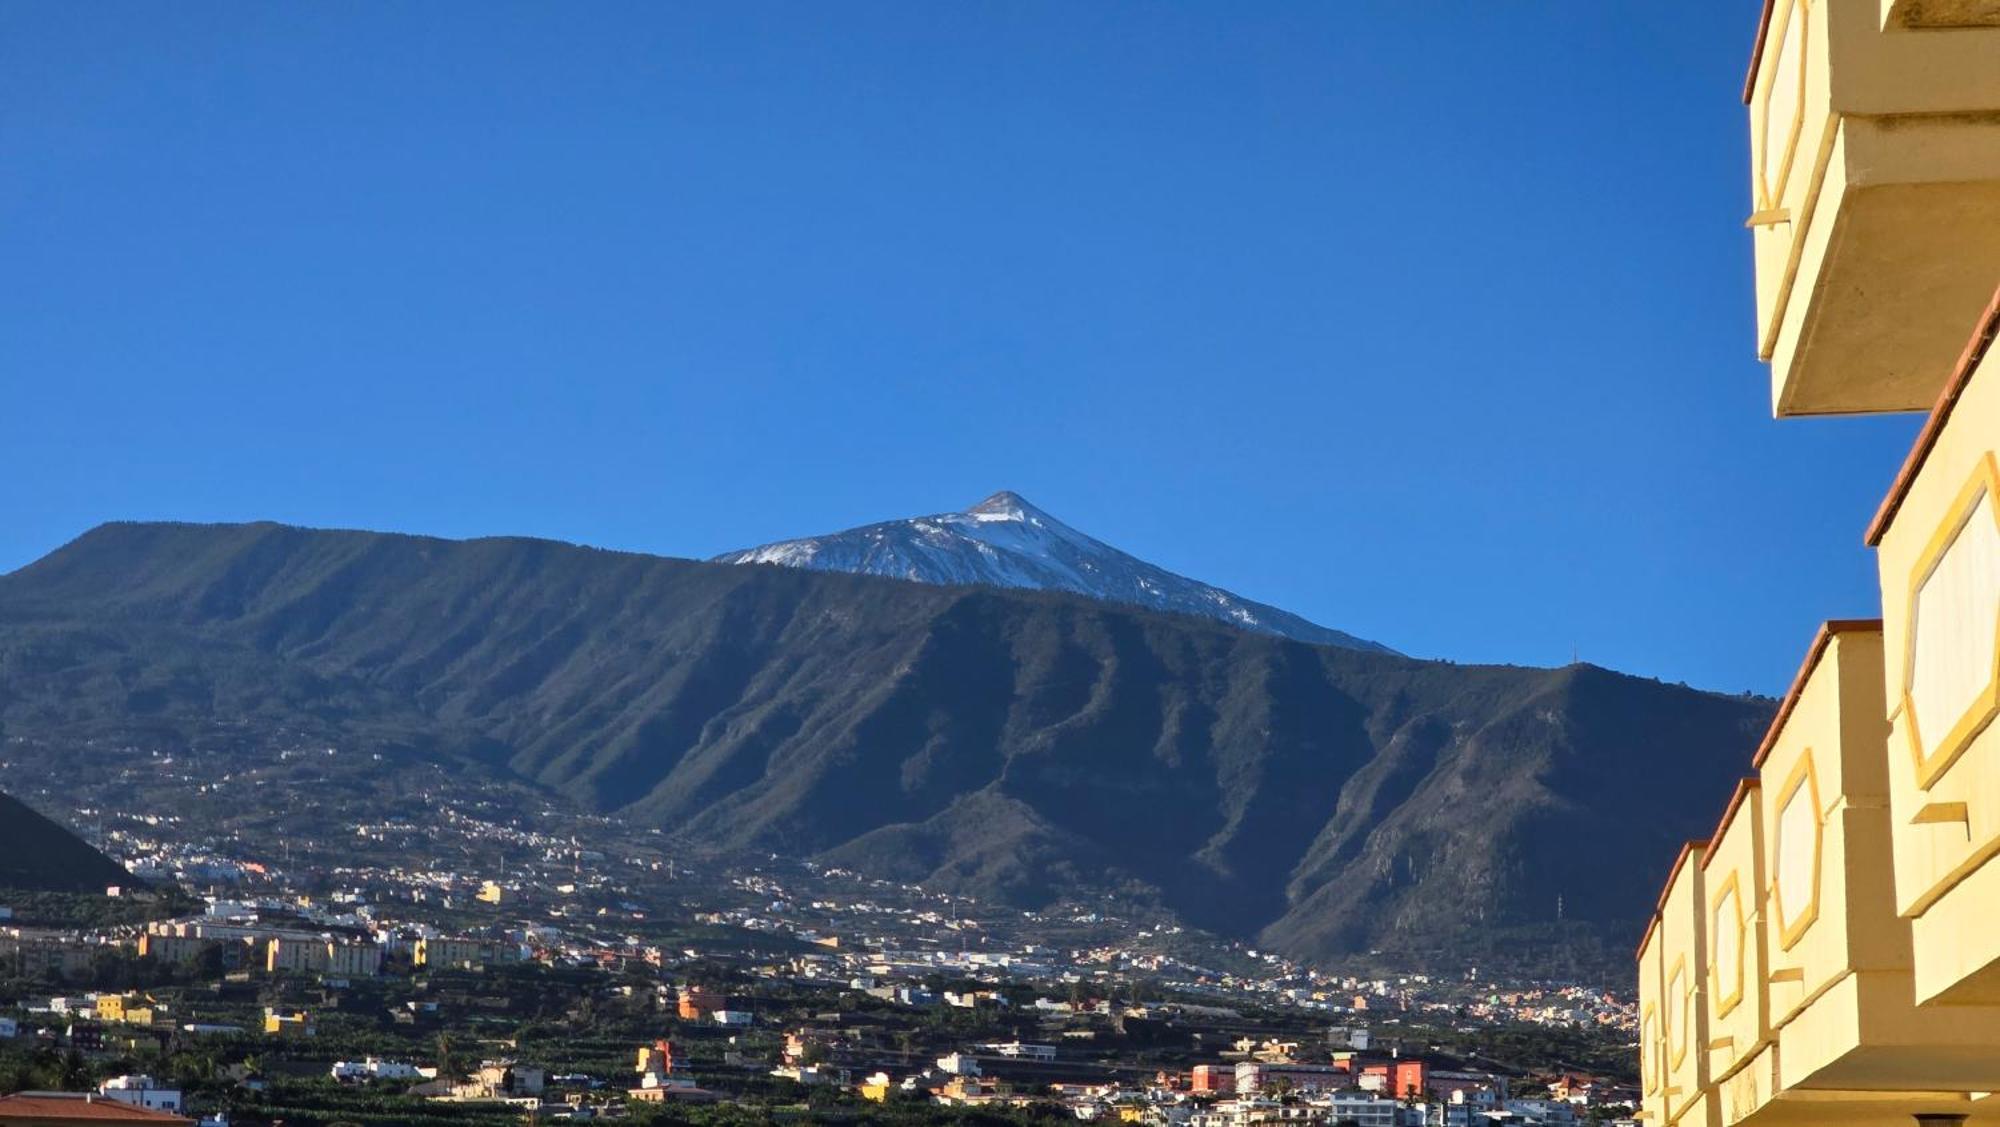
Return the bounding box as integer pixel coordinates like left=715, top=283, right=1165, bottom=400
left=435, top=1031, right=466, bottom=1083
left=57, top=1049, right=90, bottom=1091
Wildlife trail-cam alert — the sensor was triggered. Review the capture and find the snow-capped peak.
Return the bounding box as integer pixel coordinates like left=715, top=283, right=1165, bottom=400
left=712, top=491, right=1393, bottom=654
left=966, top=490, right=1039, bottom=523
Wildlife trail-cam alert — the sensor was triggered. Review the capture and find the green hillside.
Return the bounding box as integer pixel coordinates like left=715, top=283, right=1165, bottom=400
left=0, top=789, right=130, bottom=893
left=0, top=521, right=1773, bottom=972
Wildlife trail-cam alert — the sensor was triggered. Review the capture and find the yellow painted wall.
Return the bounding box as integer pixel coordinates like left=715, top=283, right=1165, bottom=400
left=1758, top=625, right=2000, bottom=1092
left=1745, top=0, right=2000, bottom=416
left=1704, top=783, right=1770, bottom=1094
left=1879, top=340, right=2000, bottom=1006
left=1640, top=914, right=1669, bottom=1127
left=1718, top=1041, right=1779, bottom=1127
left=1660, top=844, right=1712, bottom=1125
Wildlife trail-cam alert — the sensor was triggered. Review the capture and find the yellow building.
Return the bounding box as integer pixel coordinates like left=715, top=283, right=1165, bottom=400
left=266, top=937, right=382, bottom=976
left=1869, top=292, right=2000, bottom=1011
left=263, top=1008, right=314, bottom=1037
left=1643, top=2, right=2000, bottom=1121
left=325, top=941, right=383, bottom=977
left=477, top=881, right=506, bottom=905
left=1640, top=4, right=2000, bottom=1119
left=1744, top=0, right=2000, bottom=416
left=1638, top=914, right=1668, bottom=1127
left=90, top=994, right=158, bottom=1027
left=266, top=937, right=330, bottom=975
left=1741, top=624, right=2000, bottom=1123
left=414, top=937, right=490, bottom=968
left=138, top=933, right=210, bottom=964
left=1701, top=781, right=1770, bottom=1121
left=1656, top=841, right=1720, bottom=1127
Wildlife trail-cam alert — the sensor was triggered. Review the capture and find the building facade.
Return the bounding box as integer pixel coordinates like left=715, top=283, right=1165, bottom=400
left=1640, top=5, right=2000, bottom=1125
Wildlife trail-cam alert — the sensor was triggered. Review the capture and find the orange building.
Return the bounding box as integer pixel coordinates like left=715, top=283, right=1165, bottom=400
left=1360, top=1060, right=1428, bottom=1099
left=676, top=986, right=724, bottom=1021
left=1189, top=1064, right=1235, bottom=1094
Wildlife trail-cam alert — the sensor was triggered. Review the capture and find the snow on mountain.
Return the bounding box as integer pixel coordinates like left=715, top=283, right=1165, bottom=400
left=714, top=491, right=1394, bottom=653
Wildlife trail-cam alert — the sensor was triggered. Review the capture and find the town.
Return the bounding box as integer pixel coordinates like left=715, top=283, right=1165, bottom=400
left=0, top=733, right=1639, bottom=1126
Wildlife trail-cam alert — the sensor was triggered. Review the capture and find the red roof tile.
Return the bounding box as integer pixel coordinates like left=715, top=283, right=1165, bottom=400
left=0, top=1094, right=194, bottom=1125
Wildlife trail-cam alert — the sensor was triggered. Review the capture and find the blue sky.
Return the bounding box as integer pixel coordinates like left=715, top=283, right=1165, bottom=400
left=2, top=3, right=1924, bottom=694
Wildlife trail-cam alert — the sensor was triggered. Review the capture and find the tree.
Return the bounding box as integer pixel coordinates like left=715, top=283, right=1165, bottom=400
left=0, top=1059, right=27, bottom=1095
left=57, top=1049, right=91, bottom=1090
left=435, top=1031, right=466, bottom=1083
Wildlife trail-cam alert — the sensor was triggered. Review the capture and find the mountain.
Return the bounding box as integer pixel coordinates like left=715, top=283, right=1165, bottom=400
left=0, top=789, right=130, bottom=893
left=0, top=521, right=1773, bottom=975
left=714, top=491, right=1393, bottom=654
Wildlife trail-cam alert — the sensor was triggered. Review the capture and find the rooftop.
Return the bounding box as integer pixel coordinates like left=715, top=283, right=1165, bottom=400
left=0, top=1093, right=193, bottom=1125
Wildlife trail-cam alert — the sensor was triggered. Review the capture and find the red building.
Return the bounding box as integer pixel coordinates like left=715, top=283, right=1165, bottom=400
left=1189, top=1064, right=1235, bottom=1094
left=676, top=986, right=723, bottom=1021
left=1361, top=1060, right=1428, bottom=1099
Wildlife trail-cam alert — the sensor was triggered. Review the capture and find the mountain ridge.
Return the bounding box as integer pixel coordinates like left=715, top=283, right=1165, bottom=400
left=0, top=789, right=131, bottom=893
left=714, top=491, right=1394, bottom=654
left=0, top=520, right=1773, bottom=976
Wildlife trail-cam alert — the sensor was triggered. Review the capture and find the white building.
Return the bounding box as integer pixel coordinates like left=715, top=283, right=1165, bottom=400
left=1235, top=1060, right=1346, bottom=1095
left=1323, top=1094, right=1406, bottom=1127
left=1329, top=1025, right=1372, bottom=1050
left=936, top=1053, right=981, bottom=1076
left=1501, top=1099, right=1577, bottom=1126
left=982, top=1041, right=1057, bottom=1061
left=331, top=1057, right=425, bottom=1082
left=99, top=1074, right=184, bottom=1113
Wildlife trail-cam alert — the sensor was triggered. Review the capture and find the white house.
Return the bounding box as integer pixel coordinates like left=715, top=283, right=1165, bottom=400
left=936, top=1053, right=981, bottom=1077
left=99, top=1074, right=184, bottom=1113
left=982, top=1041, right=1057, bottom=1061
left=331, top=1057, right=425, bottom=1082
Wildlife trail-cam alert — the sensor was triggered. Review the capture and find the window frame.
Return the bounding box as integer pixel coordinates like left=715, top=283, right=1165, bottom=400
left=1710, top=870, right=1748, bottom=1019
left=1771, top=750, right=1823, bottom=952
left=1901, top=453, right=2000, bottom=791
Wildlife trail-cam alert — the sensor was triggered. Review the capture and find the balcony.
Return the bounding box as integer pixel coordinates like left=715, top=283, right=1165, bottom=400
left=1702, top=781, right=1771, bottom=1111
left=1653, top=840, right=1722, bottom=1127
left=1640, top=914, right=1671, bottom=1127
left=1744, top=0, right=2000, bottom=416
left=1746, top=621, right=2000, bottom=1097
left=1869, top=287, right=2000, bottom=1006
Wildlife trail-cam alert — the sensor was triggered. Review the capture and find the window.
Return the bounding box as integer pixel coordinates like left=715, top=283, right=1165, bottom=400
left=1711, top=875, right=1746, bottom=1017
left=1773, top=754, right=1822, bottom=948
left=1756, top=0, right=1809, bottom=209
left=1640, top=1006, right=1660, bottom=1093
left=1667, top=959, right=1690, bottom=1068
left=1905, top=458, right=2000, bottom=787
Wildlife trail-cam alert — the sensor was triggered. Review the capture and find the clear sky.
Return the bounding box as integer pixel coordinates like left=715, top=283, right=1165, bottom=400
left=2, top=3, right=1927, bottom=695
